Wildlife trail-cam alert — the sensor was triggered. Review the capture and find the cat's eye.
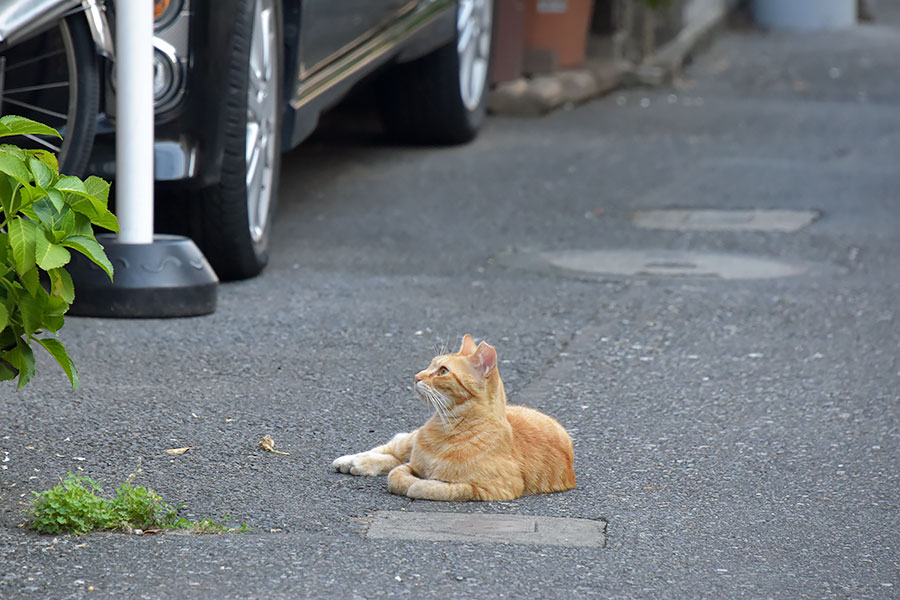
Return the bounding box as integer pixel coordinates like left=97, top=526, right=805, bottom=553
left=437, top=366, right=449, bottom=376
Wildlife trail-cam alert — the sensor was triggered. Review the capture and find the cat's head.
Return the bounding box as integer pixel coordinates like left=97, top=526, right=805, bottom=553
left=414, top=334, right=505, bottom=424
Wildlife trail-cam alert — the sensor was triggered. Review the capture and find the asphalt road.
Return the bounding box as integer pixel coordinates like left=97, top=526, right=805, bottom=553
left=2, top=14, right=899, bottom=600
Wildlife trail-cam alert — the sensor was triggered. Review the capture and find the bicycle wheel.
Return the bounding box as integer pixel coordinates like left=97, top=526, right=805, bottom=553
left=1, top=12, right=99, bottom=176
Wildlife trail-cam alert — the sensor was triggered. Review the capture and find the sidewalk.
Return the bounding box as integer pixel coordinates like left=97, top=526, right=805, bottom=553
left=489, top=0, right=739, bottom=116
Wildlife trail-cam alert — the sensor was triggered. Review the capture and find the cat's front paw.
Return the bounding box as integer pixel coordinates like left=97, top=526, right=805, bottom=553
left=332, top=452, right=398, bottom=476
left=333, top=454, right=358, bottom=474
left=387, top=464, right=418, bottom=495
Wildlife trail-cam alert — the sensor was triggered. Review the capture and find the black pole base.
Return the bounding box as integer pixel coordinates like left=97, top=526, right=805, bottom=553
left=67, top=234, right=218, bottom=318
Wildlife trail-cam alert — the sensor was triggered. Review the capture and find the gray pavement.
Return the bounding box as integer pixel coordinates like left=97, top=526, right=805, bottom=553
left=2, top=14, right=899, bottom=600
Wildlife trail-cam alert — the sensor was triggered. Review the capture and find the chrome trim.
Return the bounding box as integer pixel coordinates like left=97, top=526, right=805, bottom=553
left=82, top=0, right=113, bottom=58
left=0, top=0, right=81, bottom=45
left=153, top=36, right=178, bottom=63
left=290, top=0, right=454, bottom=110
left=298, top=0, right=419, bottom=80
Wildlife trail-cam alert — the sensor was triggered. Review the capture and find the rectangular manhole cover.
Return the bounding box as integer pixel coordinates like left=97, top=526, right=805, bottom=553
left=365, top=511, right=606, bottom=547
left=631, top=209, right=819, bottom=232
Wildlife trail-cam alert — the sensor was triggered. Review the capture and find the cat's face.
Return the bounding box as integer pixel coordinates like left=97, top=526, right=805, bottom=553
left=414, top=335, right=502, bottom=424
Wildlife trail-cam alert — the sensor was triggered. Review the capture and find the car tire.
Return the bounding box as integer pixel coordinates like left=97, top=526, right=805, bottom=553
left=378, top=0, right=494, bottom=145
left=177, top=0, right=283, bottom=281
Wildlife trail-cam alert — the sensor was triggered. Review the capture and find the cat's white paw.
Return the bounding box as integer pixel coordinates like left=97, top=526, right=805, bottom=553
left=332, top=454, right=358, bottom=474
left=332, top=452, right=397, bottom=476
left=405, top=479, right=432, bottom=499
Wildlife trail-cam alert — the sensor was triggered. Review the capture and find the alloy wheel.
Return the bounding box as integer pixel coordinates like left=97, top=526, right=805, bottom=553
left=245, top=0, right=279, bottom=244
left=457, top=0, right=493, bottom=111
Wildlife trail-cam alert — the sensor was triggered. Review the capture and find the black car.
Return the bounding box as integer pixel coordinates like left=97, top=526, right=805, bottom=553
left=0, top=0, right=494, bottom=279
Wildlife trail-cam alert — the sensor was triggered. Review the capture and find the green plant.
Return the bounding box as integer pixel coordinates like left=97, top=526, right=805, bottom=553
left=27, top=474, right=112, bottom=535
left=28, top=472, right=248, bottom=535
left=0, top=115, right=117, bottom=390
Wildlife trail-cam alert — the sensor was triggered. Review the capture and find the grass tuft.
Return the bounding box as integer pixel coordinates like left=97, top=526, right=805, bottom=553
left=27, top=473, right=248, bottom=535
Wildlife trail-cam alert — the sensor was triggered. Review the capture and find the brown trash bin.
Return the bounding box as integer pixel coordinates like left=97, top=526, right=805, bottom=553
left=525, top=0, right=594, bottom=71
left=492, top=0, right=527, bottom=83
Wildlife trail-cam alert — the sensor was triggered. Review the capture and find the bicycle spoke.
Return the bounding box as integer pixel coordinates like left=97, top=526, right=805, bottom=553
left=3, top=48, right=66, bottom=72
left=2, top=97, right=67, bottom=120
left=3, top=82, right=69, bottom=94
left=21, top=133, right=62, bottom=153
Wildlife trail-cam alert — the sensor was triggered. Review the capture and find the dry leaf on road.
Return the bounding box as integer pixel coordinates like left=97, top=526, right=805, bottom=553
left=259, top=435, right=290, bottom=455
left=165, top=447, right=193, bottom=455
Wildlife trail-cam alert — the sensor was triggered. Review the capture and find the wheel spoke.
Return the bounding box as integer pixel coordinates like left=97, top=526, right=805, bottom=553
left=457, top=15, right=475, bottom=55
left=3, top=81, right=69, bottom=94
left=2, top=97, right=67, bottom=120
left=245, top=0, right=278, bottom=243
left=457, top=0, right=492, bottom=110
left=21, top=133, right=62, bottom=153
left=457, top=1, right=474, bottom=32
left=3, top=48, right=66, bottom=73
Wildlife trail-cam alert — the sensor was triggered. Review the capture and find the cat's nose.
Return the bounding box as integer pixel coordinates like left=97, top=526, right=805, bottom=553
left=414, top=372, right=424, bottom=383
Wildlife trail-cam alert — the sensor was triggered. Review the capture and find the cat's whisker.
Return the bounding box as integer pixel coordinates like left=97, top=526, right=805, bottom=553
left=432, top=389, right=461, bottom=431
left=420, top=384, right=459, bottom=431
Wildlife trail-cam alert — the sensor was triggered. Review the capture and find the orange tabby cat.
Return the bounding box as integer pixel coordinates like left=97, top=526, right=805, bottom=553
left=332, top=334, right=575, bottom=501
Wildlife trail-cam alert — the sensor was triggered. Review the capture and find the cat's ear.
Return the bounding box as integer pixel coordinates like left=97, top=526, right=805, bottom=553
left=459, top=334, right=477, bottom=355
left=471, top=342, right=497, bottom=377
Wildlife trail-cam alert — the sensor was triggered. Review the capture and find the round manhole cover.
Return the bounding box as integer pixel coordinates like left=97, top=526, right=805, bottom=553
left=539, top=250, right=807, bottom=280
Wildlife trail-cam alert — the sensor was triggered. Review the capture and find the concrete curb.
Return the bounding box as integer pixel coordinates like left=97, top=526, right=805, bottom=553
left=488, top=58, right=627, bottom=117
left=633, top=0, right=741, bottom=86
left=488, top=0, right=739, bottom=116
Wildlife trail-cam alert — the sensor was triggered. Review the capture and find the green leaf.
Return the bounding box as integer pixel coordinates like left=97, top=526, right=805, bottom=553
left=55, top=176, right=89, bottom=197
left=47, top=188, right=65, bottom=213
left=0, top=116, right=61, bottom=139
left=53, top=208, right=76, bottom=242
left=31, top=198, right=57, bottom=231
left=29, top=157, right=52, bottom=189
left=66, top=194, right=119, bottom=232
left=0, top=174, right=12, bottom=217
left=3, top=341, right=35, bottom=390
left=0, top=326, right=16, bottom=350
left=73, top=213, right=94, bottom=237
left=0, top=152, right=31, bottom=186
left=17, top=292, right=43, bottom=337
left=7, top=217, right=37, bottom=276
left=44, top=313, right=65, bottom=333
left=15, top=182, right=33, bottom=211
left=90, top=207, right=118, bottom=233
left=61, top=235, right=114, bottom=281
left=26, top=149, right=59, bottom=175
left=0, top=144, right=26, bottom=160
left=49, top=268, right=75, bottom=304
left=0, top=357, right=16, bottom=381
left=84, top=176, right=110, bottom=205
left=19, top=265, right=42, bottom=298
left=0, top=303, right=7, bottom=332
left=84, top=177, right=117, bottom=232
left=35, top=337, right=78, bottom=390
left=35, top=230, right=71, bottom=270
left=46, top=294, right=68, bottom=318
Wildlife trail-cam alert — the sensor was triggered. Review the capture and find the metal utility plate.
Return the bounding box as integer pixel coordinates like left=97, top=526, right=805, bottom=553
left=366, top=511, right=606, bottom=547
left=630, top=209, right=820, bottom=232
left=541, top=249, right=806, bottom=279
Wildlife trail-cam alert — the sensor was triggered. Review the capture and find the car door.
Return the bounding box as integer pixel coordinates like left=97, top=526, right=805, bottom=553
left=299, top=0, right=416, bottom=78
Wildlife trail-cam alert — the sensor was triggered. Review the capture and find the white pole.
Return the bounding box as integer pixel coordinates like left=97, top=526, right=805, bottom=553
left=115, top=0, right=155, bottom=244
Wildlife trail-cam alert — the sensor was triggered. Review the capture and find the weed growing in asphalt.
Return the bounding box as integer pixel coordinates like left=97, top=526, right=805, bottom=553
left=27, top=472, right=247, bottom=535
